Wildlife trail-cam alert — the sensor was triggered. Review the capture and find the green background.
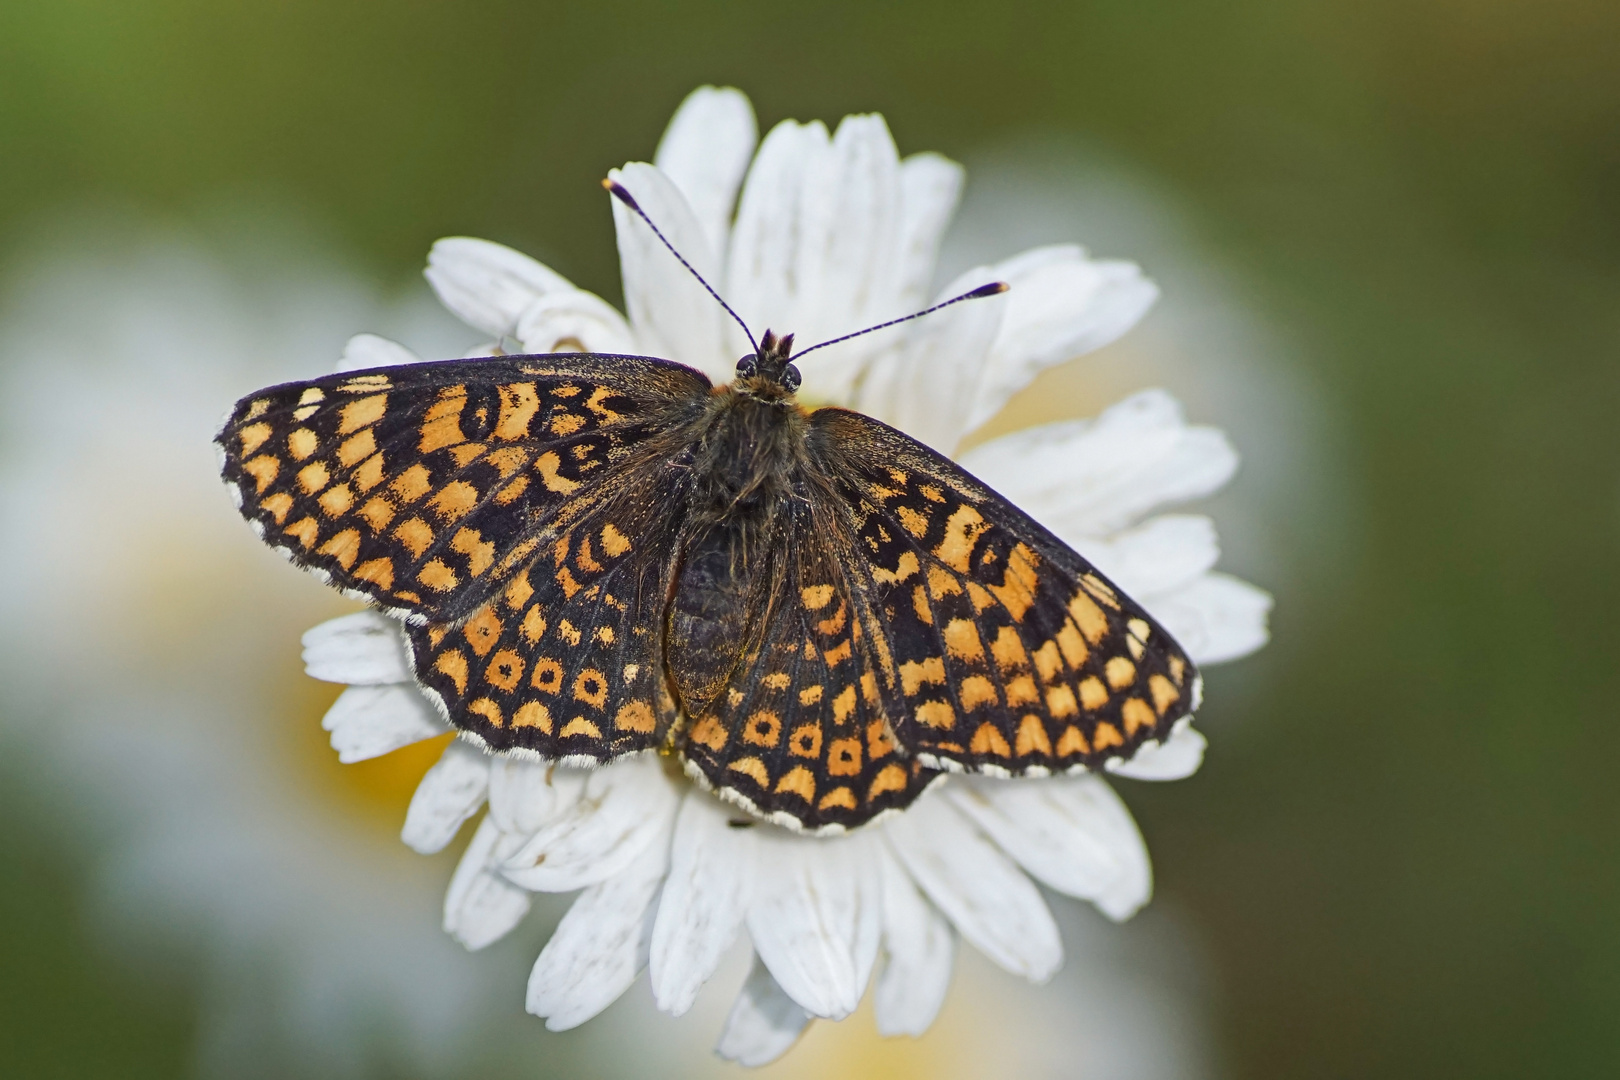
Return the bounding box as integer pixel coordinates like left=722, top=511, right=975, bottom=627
left=3, top=0, right=1618, bottom=1076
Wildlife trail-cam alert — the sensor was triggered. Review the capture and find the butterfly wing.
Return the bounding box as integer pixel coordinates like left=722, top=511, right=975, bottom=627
left=404, top=473, right=691, bottom=760
left=808, top=407, right=1200, bottom=777
left=220, top=352, right=711, bottom=760
left=671, top=493, right=940, bottom=834
left=217, top=353, right=709, bottom=624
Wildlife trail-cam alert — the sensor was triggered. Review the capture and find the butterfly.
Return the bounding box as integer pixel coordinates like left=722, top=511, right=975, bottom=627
left=216, top=182, right=1200, bottom=834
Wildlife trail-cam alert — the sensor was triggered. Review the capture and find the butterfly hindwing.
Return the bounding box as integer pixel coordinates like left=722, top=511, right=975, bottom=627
left=672, top=497, right=940, bottom=833
left=217, top=353, right=710, bottom=624
left=406, top=478, right=688, bottom=761
left=809, top=408, right=1199, bottom=778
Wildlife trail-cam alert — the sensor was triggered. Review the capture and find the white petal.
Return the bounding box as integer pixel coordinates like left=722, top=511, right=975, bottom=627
left=300, top=611, right=411, bottom=685
left=850, top=841, right=885, bottom=1014
left=854, top=265, right=1005, bottom=452
left=424, top=237, right=574, bottom=340
left=500, top=754, right=679, bottom=892
left=336, top=332, right=424, bottom=374
left=609, top=163, right=728, bottom=382
left=525, top=818, right=672, bottom=1031
left=1143, top=571, right=1272, bottom=666
left=873, top=842, right=954, bottom=1038
left=793, top=115, right=908, bottom=404
left=1070, top=514, right=1219, bottom=598
left=966, top=245, right=1159, bottom=431
left=960, top=389, right=1237, bottom=538
left=961, top=774, right=1153, bottom=921
left=1108, top=720, right=1207, bottom=781
left=320, top=684, right=443, bottom=764
left=813, top=836, right=887, bottom=1011
left=402, top=739, right=491, bottom=854
left=882, top=792, right=1061, bottom=982
left=653, top=86, right=758, bottom=270
left=444, top=815, right=532, bottom=950
left=714, top=954, right=814, bottom=1067
left=894, top=152, right=964, bottom=310
left=726, top=115, right=906, bottom=403
left=1066, top=776, right=1154, bottom=921
left=745, top=830, right=881, bottom=1020
left=513, top=289, right=637, bottom=355
left=486, top=755, right=587, bottom=838
left=649, top=790, right=757, bottom=1016
left=725, top=118, right=829, bottom=355
left=948, top=774, right=1137, bottom=911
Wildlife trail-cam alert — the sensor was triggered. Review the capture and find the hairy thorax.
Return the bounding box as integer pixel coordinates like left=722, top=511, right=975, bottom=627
left=684, top=379, right=812, bottom=529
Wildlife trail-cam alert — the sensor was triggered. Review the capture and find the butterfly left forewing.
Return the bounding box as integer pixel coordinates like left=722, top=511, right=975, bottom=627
left=809, top=407, right=1200, bottom=778
left=217, top=353, right=709, bottom=624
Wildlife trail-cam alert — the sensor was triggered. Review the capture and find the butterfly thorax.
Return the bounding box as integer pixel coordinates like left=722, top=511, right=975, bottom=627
left=688, top=388, right=806, bottom=513
left=675, top=327, right=811, bottom=526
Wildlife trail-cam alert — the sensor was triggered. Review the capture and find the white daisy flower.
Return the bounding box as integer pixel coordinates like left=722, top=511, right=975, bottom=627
left=297, top=85, right=1272, bottom=1066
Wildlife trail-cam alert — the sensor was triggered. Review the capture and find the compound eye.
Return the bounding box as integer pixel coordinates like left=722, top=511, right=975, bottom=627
left=735, top=355, right=758, bottom=378
left=781, top=364, right=802, bottom=391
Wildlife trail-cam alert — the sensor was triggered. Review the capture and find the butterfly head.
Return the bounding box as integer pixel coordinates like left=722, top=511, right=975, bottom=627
left=734, top=329, right=801, bottom=399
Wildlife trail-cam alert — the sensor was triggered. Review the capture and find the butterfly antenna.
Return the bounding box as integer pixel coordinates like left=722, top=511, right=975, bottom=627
left=787, top=282, right=1010, bottom=362
left=602, top=178, right=759, bottom=355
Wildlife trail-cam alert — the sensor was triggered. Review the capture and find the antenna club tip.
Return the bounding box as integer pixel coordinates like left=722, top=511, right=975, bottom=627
left=602, top=178, right=641, bottom=211
left=971, top=281, right=1010, bottom=297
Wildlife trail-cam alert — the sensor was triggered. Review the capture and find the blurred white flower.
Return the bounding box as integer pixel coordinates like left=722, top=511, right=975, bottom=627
left=303, top=86, right=1272, bottom=1065
left=0, top=230, right=505, bottom=1077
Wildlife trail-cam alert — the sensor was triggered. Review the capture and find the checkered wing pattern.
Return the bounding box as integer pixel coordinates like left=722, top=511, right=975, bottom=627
left=810, top=408, right=1200, bottom=777
left=674, top=498, right=940, bottom=833
left=217, top=353, right=709, bottom=625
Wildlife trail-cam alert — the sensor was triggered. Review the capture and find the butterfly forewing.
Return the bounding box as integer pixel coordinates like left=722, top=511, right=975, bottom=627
left=810, top=408, right=1199, bottom=778
left=217, top=354, right=709, bottom=623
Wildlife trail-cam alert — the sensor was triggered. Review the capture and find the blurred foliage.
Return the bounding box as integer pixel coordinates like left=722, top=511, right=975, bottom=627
left=2, top=0, right=1618, bottom=1077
